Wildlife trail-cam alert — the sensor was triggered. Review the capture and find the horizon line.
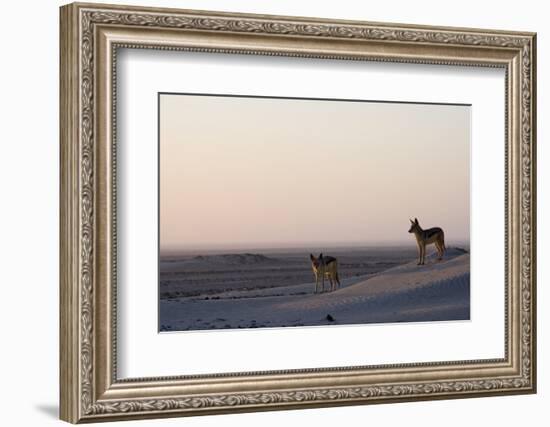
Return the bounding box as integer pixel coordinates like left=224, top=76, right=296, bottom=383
left=160, top=240, right=471, bottom=255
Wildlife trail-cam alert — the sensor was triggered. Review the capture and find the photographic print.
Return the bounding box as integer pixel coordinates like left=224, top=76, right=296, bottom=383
left=159, top=93, right=471, bottom=332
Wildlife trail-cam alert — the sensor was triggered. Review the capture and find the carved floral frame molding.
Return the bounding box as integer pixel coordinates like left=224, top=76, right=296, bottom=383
left=60, top=2, right=536, bottom=423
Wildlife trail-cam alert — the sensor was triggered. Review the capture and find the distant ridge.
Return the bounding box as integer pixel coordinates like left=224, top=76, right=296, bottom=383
left=192, top=253, right=277, bottom=265
left=454, top=247, right=469, bottom=254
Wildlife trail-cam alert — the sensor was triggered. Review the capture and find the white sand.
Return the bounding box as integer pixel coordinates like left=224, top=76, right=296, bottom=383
left=160, top=248, right=470, bottom=331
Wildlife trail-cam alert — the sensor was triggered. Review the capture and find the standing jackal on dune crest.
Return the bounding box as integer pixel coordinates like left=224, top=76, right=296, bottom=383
left=408, top=218, right=446, bottom=265
left=310, top=253, right=341, bottom=294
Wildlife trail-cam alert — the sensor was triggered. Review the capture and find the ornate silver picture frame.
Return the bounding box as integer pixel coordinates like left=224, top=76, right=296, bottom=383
left=60, top=2, right=536, bottom=423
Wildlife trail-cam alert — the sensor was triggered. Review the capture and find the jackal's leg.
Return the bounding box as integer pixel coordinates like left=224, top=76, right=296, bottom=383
left=417, top=244, right=422, bottom=265
left=315, top=275, right=319, bottom=294
left=335, top=272, right=341, bottom=289
left=421, top=244, right=426, bottom=265
left=328, top=275, right=334, bottom=292
left=423, top=244, right=427, bottom=264
left=435, top=242, right=443, bottom=260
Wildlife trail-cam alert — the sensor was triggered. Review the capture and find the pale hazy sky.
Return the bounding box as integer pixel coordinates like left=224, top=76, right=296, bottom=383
left=160, top=94, right=470, bottom=252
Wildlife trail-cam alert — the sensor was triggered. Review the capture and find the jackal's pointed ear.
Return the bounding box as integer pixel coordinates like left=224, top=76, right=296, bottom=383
left=310, top=254, right=315, bottom=261
left=410, top=218, right=414, bottom=224
left=414, top=218, right=419, bottom=225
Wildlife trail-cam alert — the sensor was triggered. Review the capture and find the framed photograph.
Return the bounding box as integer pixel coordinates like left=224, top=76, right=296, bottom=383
left=60, top=2, right=537, bottom=423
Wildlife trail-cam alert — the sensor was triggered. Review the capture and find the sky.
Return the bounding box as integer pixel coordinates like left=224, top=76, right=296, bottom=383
left=159, top=94, right=470, bottom=252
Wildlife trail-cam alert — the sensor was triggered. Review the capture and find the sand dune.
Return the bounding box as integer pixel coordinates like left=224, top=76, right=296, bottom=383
left=278, top=248, right=468, bottom=309
left=159, top=248, right=470, bottom=331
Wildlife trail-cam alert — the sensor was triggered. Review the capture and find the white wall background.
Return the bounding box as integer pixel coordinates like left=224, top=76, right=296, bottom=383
left=0, top=0, right=545, bottom=426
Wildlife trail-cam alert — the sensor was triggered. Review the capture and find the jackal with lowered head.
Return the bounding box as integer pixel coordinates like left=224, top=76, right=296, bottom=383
left=309, top=253, right=341, bottom=293
left=408, top=218, right=446, bottom=265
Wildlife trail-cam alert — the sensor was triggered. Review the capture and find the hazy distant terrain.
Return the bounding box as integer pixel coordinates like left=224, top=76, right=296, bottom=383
left=159, top=246, right=470, bottom=332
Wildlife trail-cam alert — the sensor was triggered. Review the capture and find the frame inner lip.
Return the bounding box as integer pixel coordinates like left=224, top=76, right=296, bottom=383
left=110, top=43, right=510, bottom=383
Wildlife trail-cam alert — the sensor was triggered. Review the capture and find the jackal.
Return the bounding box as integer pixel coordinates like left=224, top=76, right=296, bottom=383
left=309, top=253, right=341, bottom=293
left=408, top=218, right=446, bottom=265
